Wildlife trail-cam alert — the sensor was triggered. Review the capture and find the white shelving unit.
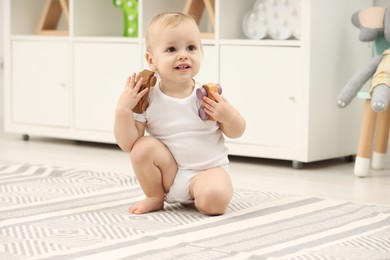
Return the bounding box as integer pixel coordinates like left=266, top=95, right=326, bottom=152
left=3, top=0, right=373, bottom=167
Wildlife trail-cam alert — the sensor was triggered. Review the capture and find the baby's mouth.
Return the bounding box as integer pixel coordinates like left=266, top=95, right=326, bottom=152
left=175, top=65, right=190, bottom=70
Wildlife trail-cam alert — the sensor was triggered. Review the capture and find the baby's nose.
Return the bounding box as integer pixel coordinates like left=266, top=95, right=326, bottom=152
left=177, top=51, right=189, bottom=60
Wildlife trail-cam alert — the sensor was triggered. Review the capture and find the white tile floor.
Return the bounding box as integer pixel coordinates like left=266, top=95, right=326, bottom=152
left=1, top=132, right=389, bottom=206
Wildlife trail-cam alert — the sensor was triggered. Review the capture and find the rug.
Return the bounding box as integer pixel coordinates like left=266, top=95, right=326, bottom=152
left=0, top=161, right=390, bottom=260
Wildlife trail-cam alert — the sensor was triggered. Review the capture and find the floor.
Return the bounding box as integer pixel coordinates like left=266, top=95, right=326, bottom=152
left=1, top=132, right=389, bottom=206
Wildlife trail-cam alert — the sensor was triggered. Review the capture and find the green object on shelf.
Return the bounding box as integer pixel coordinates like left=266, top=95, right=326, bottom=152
left=113, top=0, right=138, bottom=37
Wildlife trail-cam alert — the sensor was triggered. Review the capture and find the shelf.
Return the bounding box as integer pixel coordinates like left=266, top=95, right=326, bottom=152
left=72, top=37, right=140, bottom=44
left=73, top=0, right=123, bottom=37
left=11, top=35, right=70, bottom=42
left=219, top=0, right=301, bottom=42
left=219, top=39, right=301, bottom=47
left=4, top=0, right=373, bottom=164
left=11, top=0, right=69, bottom=36
left=9, top=0, right=301, bottom=42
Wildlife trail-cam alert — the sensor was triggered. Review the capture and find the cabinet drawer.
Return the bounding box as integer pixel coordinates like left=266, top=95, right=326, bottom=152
left=220, top=45, right=301, bottom=148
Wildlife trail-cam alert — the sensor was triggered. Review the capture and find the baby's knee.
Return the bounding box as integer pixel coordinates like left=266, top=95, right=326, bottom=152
left=196, top=188, right=232, bottom=216
left=130, top=136, right=157, bottom=165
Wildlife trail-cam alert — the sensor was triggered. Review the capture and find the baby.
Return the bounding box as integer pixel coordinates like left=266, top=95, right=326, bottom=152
left=114, top=12, right=246, bottom=215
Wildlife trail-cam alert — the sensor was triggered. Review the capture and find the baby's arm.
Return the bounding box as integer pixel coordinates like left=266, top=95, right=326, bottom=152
left=201, top=92, right=246, bottom=138
left=114, top=73, right=148, bottom=152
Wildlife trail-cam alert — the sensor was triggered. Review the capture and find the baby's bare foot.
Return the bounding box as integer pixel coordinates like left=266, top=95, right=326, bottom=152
left=128, top=197, right=164, bottom=214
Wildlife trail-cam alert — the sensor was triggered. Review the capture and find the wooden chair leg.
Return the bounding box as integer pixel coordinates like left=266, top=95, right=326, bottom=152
left=355, top=100, right=377, bottom=177
left=372, top=106, right=390, bottom=169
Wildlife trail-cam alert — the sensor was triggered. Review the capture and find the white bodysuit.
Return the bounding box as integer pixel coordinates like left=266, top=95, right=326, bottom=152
left=134, top=81, right=229, bottom=203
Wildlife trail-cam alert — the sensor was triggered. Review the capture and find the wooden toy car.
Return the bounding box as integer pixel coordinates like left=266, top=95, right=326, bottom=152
left=196, top=83, right=222, bottom=120
left=133, top=69, right=157, bottom=113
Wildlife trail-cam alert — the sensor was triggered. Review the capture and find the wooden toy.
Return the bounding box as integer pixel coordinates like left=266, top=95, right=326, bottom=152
left=183, top=0, right=215, bottom=39
left=112, top=0, right=138, bottom=37
left=196, top=83, right=222, bottom=120
left=132, top=70, right=157, bottom=114
left=37, top=0, right=69, bottom=35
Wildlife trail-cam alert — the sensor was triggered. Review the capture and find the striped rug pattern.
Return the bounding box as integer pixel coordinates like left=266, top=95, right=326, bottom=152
left=0, top=162, right=389, bottom=259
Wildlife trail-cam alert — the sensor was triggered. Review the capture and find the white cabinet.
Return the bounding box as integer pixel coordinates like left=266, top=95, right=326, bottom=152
left=11, top=40, right=70, bottom=127
left=216, top=0, right=373, bottom=166
left=3, top=0, right=373, bottom=166
left=220, top=45, right=300, bottom=150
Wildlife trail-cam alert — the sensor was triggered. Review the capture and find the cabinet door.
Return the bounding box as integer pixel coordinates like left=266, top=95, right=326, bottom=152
left=74, top=42, right=141, bottom=132
left=220, top=45, right=301, bottom=148
left=11, top=41, right=70, bottom=127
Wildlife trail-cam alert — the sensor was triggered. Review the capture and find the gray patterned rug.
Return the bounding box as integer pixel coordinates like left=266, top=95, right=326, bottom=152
left=1, top=161, right=390, bottom=260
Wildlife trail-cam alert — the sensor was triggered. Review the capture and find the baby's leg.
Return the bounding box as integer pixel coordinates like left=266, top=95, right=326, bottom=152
left=189, top=167, right=233, bottom=216
left=129, top=136, right=177, bottom=214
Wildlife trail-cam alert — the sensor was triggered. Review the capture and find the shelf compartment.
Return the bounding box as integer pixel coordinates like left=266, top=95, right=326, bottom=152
left=11, top=0, right=68, bottom=36
left=73, top=0, right=123, bottom=37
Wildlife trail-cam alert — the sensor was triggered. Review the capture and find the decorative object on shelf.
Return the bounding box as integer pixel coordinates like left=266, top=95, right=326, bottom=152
left=113, top=0, right=138, bottom=37
left=37, top=0, right=69, bottom=35
left=196, top=83, right=222, bottom=120
left=183, top=0, right=215, bottom=39
left=133, top=69, right=157, bottom=114
left=337, top=6, right=390, bottom=178
left=242, top=0, right=300, bottom=40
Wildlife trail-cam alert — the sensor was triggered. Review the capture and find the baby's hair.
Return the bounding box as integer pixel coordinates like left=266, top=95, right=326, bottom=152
left=145, top=12, right=200, bottom=51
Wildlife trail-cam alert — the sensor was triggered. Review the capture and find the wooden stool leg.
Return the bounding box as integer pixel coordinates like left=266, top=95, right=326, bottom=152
left=355, top=100, right=377, bottom=177
left=372, top=106, right=390, bottom=169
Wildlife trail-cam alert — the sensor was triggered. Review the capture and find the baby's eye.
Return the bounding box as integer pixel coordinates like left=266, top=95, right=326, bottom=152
left=167, top=47, right=176, bottom=53
left=187, top=45, right=196, bottom=51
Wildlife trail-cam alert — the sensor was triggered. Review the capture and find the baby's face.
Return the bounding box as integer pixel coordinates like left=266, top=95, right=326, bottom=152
left=147, top=20, right=202, bottom=85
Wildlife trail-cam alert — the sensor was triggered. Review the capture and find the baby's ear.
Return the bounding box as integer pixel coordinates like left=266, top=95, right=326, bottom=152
left=145, top=51, right=157, bottom=72
left=351, top=7, right=385, bottom=42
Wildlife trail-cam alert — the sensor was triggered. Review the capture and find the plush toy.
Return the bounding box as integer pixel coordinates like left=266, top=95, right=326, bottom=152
left=132, top=69, right=156, bottom=114
left=337, top=6, right=390, bottom=112
left=196, top=83, right=222, bottom=120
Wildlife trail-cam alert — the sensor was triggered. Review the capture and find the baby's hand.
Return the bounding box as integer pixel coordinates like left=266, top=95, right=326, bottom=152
left=201, top=91, right=237, bottom=124
left=116, top=73, right=148, bottom=113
